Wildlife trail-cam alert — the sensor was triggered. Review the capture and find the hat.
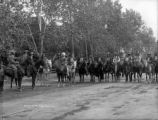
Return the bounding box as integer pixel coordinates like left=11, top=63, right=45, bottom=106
left=30, top=51, right=34, bottom=55
left=24, top=50, right=28, bottom=53
left=61, top=52, right=66, bottom=56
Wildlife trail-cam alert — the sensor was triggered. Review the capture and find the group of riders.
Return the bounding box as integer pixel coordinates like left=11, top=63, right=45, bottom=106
left=1, top=48, right=158, bottom=91
left=53, top=51, right=158, bottom=85
left=0, top=49, right=49, bottom=91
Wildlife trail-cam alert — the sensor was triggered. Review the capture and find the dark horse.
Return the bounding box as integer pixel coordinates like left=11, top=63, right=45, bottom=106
left=20, top=54, right=45, bottom=89
left=88, top=61, right=104, bottom=83
left=154, top=60, right=158, bottom=83
left=88, top=60, right=96, bottom=82
left=103, top=59, right=114, bottom=82
left=131, top=59, right=143, bottom=83
left=0, top=51, right=24, bottom=91
left=77, top=60, right=88, bottom=83
left=53, top=59, right=67, bottom=87
left=123, top=60, right=132, bottom=82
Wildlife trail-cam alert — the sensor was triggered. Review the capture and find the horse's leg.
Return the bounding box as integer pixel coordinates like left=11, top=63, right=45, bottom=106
left=61, top=75, right=63, bottom=86
left=106, top=73, right=108, bottom=82
left=91, top=74, right=93, bottom=83
left=83, top=75, right=84, bottom=83
left=129, top=73, right=132, bottom=82
left=156, top=73, right=158, bottom=83
left=140, top=72, right=142, bottom=83
left=137, top=72, right=141, bottom=83
left=137, top=72, right=139, bottom=83
left=15, top=78, right=18, bottom=87
left=0, top=75, right=4, bottom=92
left=81, top=75, right=83, bottom=83
left=57, top=74, right=60, bottom=87
left=32, top=74, right=36, bottom=89
left=90, top=74, right=92, bottom=82
left=79, top=74, right=81, bottom=83
left=11, top=78, right=13, bottom=88
left=146, top=72, right=148, bottom=82
left=111, top=73, right=113, bottom=82
left=72, top=72, right=75, bottom=84
left=18, top=77, right=22, bottom=91
left=134, top=73, right=136, bottom=81
left=108, top=73, right=110, bottom=82
left=38, top=73, right=42, bottom=86
left=125, top=73, right=128, bottom=82
left=69, top=73, right=71, bottom=85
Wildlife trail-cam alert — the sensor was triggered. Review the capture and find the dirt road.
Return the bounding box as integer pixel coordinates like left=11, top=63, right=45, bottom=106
left=0, top=77, right=158, bottom=120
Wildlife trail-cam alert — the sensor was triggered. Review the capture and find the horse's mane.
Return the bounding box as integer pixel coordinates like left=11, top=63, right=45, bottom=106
left=34, top=57, right=45, bottom=69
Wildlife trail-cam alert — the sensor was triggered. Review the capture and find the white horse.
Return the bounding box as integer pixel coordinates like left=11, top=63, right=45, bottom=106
left=67, top=59, right=77, bottom=84
left=36, top=58, right=52, bottom=86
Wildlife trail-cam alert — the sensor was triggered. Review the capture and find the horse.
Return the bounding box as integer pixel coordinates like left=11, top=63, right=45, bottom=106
left=67, top=60, right=77, bottom=84
left=88, top=60, right=96, bottom=83
left=96, top=61, right=104, bottom=82
left=123, top=60, right=132, bottom=82
left=53, top=58, right=68, bottom=87
left=36, top=58, right=52, bottom=86
left=18, top=54, right=45, bottom=89
left=103, top=59, right=114, bottom=82
left=112, top=60, right=121, bottom=82
left=0, top=53, right=24, bottom=91
left=131, top=59, right=143, bottom=83
left=90, top=60, right=104, bottom=83
left=0, top=68, right=4, bottom=92
left=142, top=59, right=155, bottom=83
left=77, top=59, right=88, bottom=83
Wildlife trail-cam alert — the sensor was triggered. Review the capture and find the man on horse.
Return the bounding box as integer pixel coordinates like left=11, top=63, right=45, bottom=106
left=106, top=52, right=111, bottom=63
left=146, top=53, right=153, bottom=64
left=22, top=50, right=29, bottom=62
left=60, top=52, right=68, bottom=66
left=21, top=50, right=29, bottom=75
left=113, top=53, right=120, bottom=64
left=26, top=51, right=37, bottom=76
left=7, top=50, right=19, bottom=79
left=67, top=56, right=76, bottom=83
left=97, top=57, right=104, bottom=81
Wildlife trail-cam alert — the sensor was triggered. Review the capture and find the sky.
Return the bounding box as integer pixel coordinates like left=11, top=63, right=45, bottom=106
left=113, top=0, right=157, bottom=40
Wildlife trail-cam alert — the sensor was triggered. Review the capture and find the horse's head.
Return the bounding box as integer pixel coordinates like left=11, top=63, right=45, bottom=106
left=34, top=56, right=45, bottom=69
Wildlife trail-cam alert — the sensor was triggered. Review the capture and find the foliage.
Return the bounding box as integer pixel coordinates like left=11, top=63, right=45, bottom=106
left=0, top=0, right=156, bottom=58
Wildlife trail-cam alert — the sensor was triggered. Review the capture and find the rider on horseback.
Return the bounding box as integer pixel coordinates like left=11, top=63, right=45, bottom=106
left=61, top=52, right=67, bottom=66
left=146, top=53, right=153, bottom=64
left=113, top=54, right=120, bottom=64
left=22, top=50, right=29, bottom=63
left=7, top=50, right=19, bottom=79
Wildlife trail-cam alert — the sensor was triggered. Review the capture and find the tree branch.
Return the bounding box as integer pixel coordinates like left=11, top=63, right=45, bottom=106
left=27, top=23, right=38, bottom=54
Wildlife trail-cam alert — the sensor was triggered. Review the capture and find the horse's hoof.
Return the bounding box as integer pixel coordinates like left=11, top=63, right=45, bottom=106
left=19, top=88, right=22, bottom=92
